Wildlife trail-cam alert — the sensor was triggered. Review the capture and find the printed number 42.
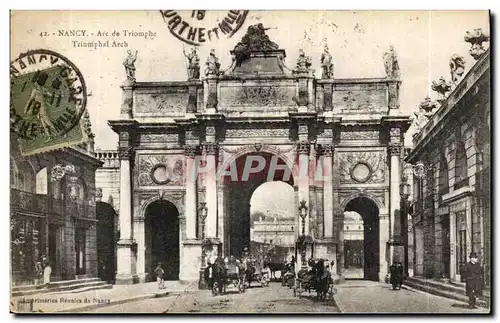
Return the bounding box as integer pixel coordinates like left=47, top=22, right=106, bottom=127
left=39, top=31, right=49, bottom=37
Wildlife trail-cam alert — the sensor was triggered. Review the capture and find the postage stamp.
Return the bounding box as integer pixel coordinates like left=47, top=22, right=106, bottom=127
left=10, top=49, right=87, bottom=156
left=160, top=10, right=249, bottom=46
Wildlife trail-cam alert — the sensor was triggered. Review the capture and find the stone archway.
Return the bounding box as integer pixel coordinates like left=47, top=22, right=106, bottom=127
left=222, top=151, right=295, bottom=257
left=344, top=196, right=380, bottom=281
left=144, top=199, right=180, bottom=281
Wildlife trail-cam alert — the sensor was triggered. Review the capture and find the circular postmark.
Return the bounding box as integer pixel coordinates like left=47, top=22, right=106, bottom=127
left=10, top=49, right=87, bottom=142
left=160, top=10, right=249, bottom=46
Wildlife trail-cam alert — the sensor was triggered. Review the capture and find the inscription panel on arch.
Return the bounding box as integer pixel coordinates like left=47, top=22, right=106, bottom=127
left=218, top=83, right=297, bottom=110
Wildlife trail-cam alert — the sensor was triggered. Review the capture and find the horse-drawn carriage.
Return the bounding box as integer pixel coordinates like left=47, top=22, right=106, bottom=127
left=243, top=257, right=270, bottom=288
left=293, top=258, right=337, bottom=301
left=206, top=256, right=246, bottom=296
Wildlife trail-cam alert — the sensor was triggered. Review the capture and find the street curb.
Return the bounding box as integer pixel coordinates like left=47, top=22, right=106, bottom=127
left=55, top=291, right=179, bottom=313
left=401, top=285, right=489, bottom=309
left=332, top=296, right=345, bottom=313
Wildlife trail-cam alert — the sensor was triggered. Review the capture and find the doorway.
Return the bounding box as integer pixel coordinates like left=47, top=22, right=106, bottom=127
left=96, top=202, right=117, bottom=283
left=145, top=200, right=180, bottom=281
left=344, top=197, right=380, bottom=281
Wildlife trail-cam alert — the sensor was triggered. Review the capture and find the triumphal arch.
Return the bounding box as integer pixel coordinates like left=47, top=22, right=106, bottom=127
left=107, top=26, right=411, bottom=284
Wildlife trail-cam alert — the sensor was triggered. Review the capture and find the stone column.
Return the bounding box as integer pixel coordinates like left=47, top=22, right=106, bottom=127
left=184, top=145, right=198, bottom=240
left=203, top=142, right=218, bottom=238
left=297, top=140, right=311, bottom=235
left=134, top=218, right=146, bottom=282
left=116, top=140, right=135, bottom=284
left=379, top=214, right=390, bottom=281
left=388, top=126, right=403, bottom=265
left=335, top=211, right=345, bottom=279
left=323, top=145, right=334, bottom=238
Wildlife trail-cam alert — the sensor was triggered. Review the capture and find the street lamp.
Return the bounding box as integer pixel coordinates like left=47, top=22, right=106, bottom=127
left=298, top=200, right=308, bottom=268
left=198, top=202, right=208, bottom=290
left=400, top=176, right=411, bottom=278
left=199, top=202, right=208, bottom=240
left=299, top=200, right=308, bottom=236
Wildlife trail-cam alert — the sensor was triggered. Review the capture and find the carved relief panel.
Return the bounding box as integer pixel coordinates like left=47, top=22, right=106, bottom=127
left=137, top=154, right=185, bottom=186
left=337, top=150, right=386, bottom=184
left=134, top=91, right=189, bottom=116
left=218, top=81, right=297, bottom=110
left=333, top=85, right=387, bottom=114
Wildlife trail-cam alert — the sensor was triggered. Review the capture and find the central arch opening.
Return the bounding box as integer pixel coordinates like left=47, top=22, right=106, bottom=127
left=249, top=181, right=295, bottom=264
left=223, top=152, right=294, bottom=258
left=145, top=200, right=180, bottom=281
left=344, top=197, right=380, bottom=281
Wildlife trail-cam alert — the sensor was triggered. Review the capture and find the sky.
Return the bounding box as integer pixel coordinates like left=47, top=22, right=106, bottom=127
left=9, top=10, right=490, bottom=215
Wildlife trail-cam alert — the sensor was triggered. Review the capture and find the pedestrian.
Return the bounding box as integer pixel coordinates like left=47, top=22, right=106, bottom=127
left=396, top=262, right=404, bottom=289
left=41, top=255, right=51, bottom=288
left=463, top=252, right=484, bottom=309
left=34, top=259, right=43, bottom=286
left=154, top=262, right=165, bottom=290
left=389, top=261, right=398, bottom=290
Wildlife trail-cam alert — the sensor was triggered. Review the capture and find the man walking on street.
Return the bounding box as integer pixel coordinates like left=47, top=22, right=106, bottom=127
left=463, top=252, right=484, bottom=309
left=154, top=263, right=165, bottom=290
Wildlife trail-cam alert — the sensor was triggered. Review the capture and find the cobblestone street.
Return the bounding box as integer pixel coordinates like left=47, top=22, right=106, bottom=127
left=85, top=282, right=339, bottom=313
left=79, top=280, right=490, bottom=314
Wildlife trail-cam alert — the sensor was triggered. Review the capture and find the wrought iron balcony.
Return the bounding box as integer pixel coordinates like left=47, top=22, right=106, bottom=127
left=11, top=189, right=92, bottom=218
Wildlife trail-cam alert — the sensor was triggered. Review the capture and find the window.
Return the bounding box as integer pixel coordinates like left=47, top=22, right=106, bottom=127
left=18, top=161, right=36, bottom=193
left=454, top=142, right=468, bottom=189
left=439, top=153, right=449, bottom=196
left=36, top=168, right=48, bottom=195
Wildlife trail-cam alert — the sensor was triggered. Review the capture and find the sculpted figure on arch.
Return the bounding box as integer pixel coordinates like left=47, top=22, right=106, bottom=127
left=123, top=49, right=138, bottom=81
left=321, top=44, right=334, bottom=79
left=383, top=45, right=400, bottom=79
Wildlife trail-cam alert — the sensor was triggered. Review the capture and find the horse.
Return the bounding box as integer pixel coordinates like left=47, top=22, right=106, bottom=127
left=205, top=256, right=226, bottom=295
left=264, top=261, right=285, bottom=281
left=311, top=259, right=331, bottom=301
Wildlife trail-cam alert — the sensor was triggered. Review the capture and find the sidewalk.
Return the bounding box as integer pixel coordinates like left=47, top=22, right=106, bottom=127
left=334, top=280, right=489, bottom=313
left=11, top=281, right=199, bottom=313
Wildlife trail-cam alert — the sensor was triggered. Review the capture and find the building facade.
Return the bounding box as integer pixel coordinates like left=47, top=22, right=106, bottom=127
left=406, top=45, right=490, bottom=286
left=250, top=216, right=296, bottom=246
left=96, top=26, right=412, bottom=284
left=10, top=114, right=103, bottom=286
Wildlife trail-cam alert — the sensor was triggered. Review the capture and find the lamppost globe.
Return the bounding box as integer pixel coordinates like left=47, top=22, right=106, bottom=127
left=299, top=200, right=308, bottom=220
left=399, top=178, right=411, bottom=200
